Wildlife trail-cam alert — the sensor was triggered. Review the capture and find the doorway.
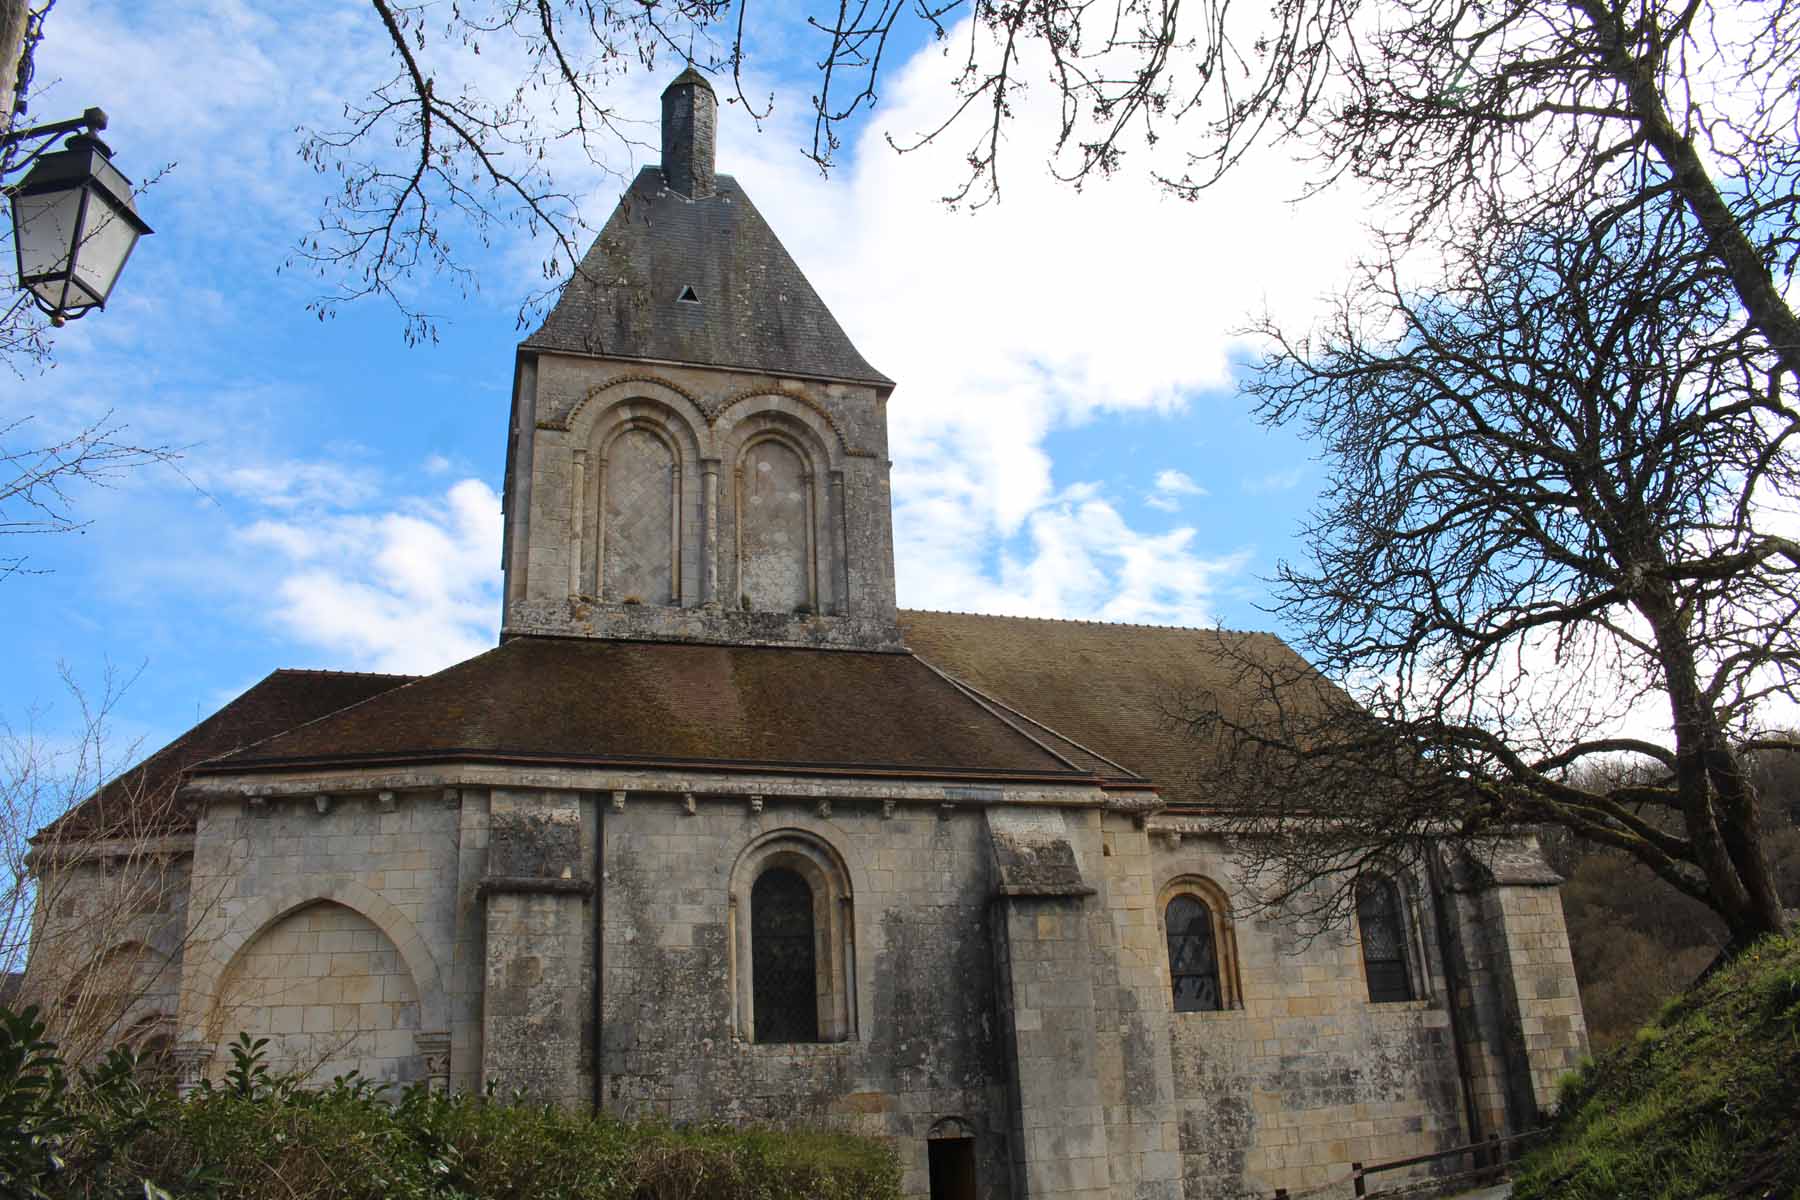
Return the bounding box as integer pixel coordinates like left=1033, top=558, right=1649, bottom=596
left=928, top=1137, right=978, bottom=1200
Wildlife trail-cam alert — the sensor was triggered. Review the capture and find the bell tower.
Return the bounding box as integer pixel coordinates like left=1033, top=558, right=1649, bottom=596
left=498, top=69, right=901, bottom=651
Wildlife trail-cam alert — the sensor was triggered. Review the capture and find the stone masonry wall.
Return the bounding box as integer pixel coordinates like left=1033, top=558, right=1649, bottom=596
left=1089, top=813, right=1184, bottom=1200
left=209, top=900, right=423, bottom=1084
left=1491, top=884, right=1587, bottom=1110
left=599, top=793, right=1012, bottom=1199
left=1149, top=834, right=1470, bottom=1199
left=505, top=353, right=898, bottom=649
left=23, top=849, right=192, bottom=1056
left=156, top=770, right=1584, bottom=1200
left=174, top=790, right=463, bottom=1087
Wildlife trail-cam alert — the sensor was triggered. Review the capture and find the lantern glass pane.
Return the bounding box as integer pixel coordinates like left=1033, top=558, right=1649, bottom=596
left=89, top=157, right=134, bottom=208
left=71, top=190, right=142, bottom=303
left=12, top=187, right=84, bottom=280
left=27, top=274, right=102, bottom=313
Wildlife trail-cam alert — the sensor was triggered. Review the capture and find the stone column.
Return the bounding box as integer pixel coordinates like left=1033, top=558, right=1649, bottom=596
left=700, top=458, right=720, bottom=606
left=569, top=449, right=587, bottom=598
left=829, top=470, right=849, bottom=615
left=477, top=789, right=594, bottom=1103
left=987, top=809, right=1112, bottom=1200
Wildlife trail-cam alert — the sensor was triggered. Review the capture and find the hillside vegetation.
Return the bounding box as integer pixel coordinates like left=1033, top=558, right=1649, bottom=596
left=1512, top=932, right=1800, bottom=1200
left=0, top=1017, right=900, bottom=1200
left=1549, top=752, right=1800, bottom=1047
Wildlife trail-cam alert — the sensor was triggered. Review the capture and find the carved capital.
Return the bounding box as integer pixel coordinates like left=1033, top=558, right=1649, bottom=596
left=173, top=1044, right=212, bottom=1095
left=415, top=1030, right=451, bottom=1090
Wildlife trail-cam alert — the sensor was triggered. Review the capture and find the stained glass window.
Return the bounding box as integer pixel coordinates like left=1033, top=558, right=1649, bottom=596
left=1357, top=876, right=1414, bottom=1002
left=1166, top=894, right=1222, bottom=1012
left=752, top=867, right=820, bottom=1042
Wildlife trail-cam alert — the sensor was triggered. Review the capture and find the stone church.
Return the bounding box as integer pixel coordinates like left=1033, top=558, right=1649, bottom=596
left=29, top=69, right=1588, bottom=1200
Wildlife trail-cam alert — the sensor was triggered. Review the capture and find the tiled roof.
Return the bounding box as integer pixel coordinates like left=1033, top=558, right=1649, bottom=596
left=200, top=636, right=1094, bottom=781
left=37, top=669, right=417, bottom=841
left=522, top=168, right=892, bottom=387
left=39, top=615, right=1309, bottom=840
left=899, top=610, right=1306, bottom=810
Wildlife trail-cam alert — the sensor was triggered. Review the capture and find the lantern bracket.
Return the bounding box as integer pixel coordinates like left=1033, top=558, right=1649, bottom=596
left=1, top=107, right=107, bottom=154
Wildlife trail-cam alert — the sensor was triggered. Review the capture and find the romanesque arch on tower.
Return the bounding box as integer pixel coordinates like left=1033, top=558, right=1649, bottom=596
left=568, top=386, right=708, bottom=606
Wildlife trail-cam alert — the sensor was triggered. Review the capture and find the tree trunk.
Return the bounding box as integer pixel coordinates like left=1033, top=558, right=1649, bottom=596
left=0, top=0, right=27, bottom=142
left=1640, top=589, right=1787, bottom=945
left=1576, top=0, right=1800, bottom=385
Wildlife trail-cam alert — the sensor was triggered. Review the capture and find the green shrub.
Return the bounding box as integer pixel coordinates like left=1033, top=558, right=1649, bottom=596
left=0, top=1009, right=902, bottom=1200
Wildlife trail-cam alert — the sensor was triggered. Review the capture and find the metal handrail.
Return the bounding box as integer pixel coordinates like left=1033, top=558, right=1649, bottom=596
left=1266, top=1128, right=1549, bottom=1200
left=1353, top=1130, right=1546, bottom=1196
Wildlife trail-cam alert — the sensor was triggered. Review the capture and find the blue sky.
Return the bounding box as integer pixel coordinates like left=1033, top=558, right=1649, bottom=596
left=2, top=0, right=1372, bottom=764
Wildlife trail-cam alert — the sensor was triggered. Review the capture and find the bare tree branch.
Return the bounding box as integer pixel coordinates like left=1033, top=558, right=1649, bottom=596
left=1185, top=197, right=1797, bottom=946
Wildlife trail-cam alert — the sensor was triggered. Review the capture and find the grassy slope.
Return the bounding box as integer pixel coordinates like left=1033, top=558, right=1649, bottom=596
left=1512, top=931, right=1800, bottom=1200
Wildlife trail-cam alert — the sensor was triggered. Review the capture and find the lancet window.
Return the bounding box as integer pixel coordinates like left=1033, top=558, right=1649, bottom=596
left=1357, top=875, right=1414, bottom=1003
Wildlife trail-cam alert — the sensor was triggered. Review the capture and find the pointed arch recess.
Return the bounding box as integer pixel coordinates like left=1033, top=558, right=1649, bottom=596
left=184, top=879, right=446, bottom=1035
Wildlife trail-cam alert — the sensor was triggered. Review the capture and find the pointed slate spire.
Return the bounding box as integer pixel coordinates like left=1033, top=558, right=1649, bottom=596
left=661, top=66, right=717, bottom=199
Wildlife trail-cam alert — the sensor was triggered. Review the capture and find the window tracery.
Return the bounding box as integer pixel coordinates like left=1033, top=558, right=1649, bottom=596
left=1356, top=874, right=1415, bottom=1003
left=729, top=830, right=858, bottom=1043
left=1159, top=875, right=1242, bottom=1012
left=751, top=867, right=820, bottom=1043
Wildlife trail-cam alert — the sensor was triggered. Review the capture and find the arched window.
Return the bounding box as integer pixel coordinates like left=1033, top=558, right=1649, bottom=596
left=751, top=867, right=820, bottom=1043
left=1159, top=875, right=1243, bottom=1012
left=1166, top=895, right=1223, bottom=1012
left=127, top=1018, right=175, bottom=1088
left=729, top=829, right=857, bottom=1044
left=1357, top=875, right=1414, bottom=1003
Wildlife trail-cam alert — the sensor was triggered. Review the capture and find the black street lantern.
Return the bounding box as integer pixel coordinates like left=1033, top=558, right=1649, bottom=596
left=8, top=114, right=152, bottom=325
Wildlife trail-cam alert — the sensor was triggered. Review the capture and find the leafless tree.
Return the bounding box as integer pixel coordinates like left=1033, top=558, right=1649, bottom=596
left=1175, top=197, right=1797, bottom=949
left=0, top=414, right=184, bottom=581
left=279, top=0, right=1800, bottom=377
left=2, top=666, right=227, bottom=1067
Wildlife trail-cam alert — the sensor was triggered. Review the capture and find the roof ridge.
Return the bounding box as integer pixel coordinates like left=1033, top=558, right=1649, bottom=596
left=271, top=667, right=422, bottom=680
left=502, top=631, right=908, bottom=656
left=898, top=607, right=1270, bottom=637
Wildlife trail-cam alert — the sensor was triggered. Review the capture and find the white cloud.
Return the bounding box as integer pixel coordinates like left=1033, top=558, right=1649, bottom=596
left=212, top=460, right=380, bottom=510
left=1146, top=468, right=1209, bottom=511
left=903, top=481, right=1251, bottom=626
left=237, top=479, right=502, bottom=674
left=705, top=25, right=1372, bottom=624
left=1244, top=465, right=1308, bottom=494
